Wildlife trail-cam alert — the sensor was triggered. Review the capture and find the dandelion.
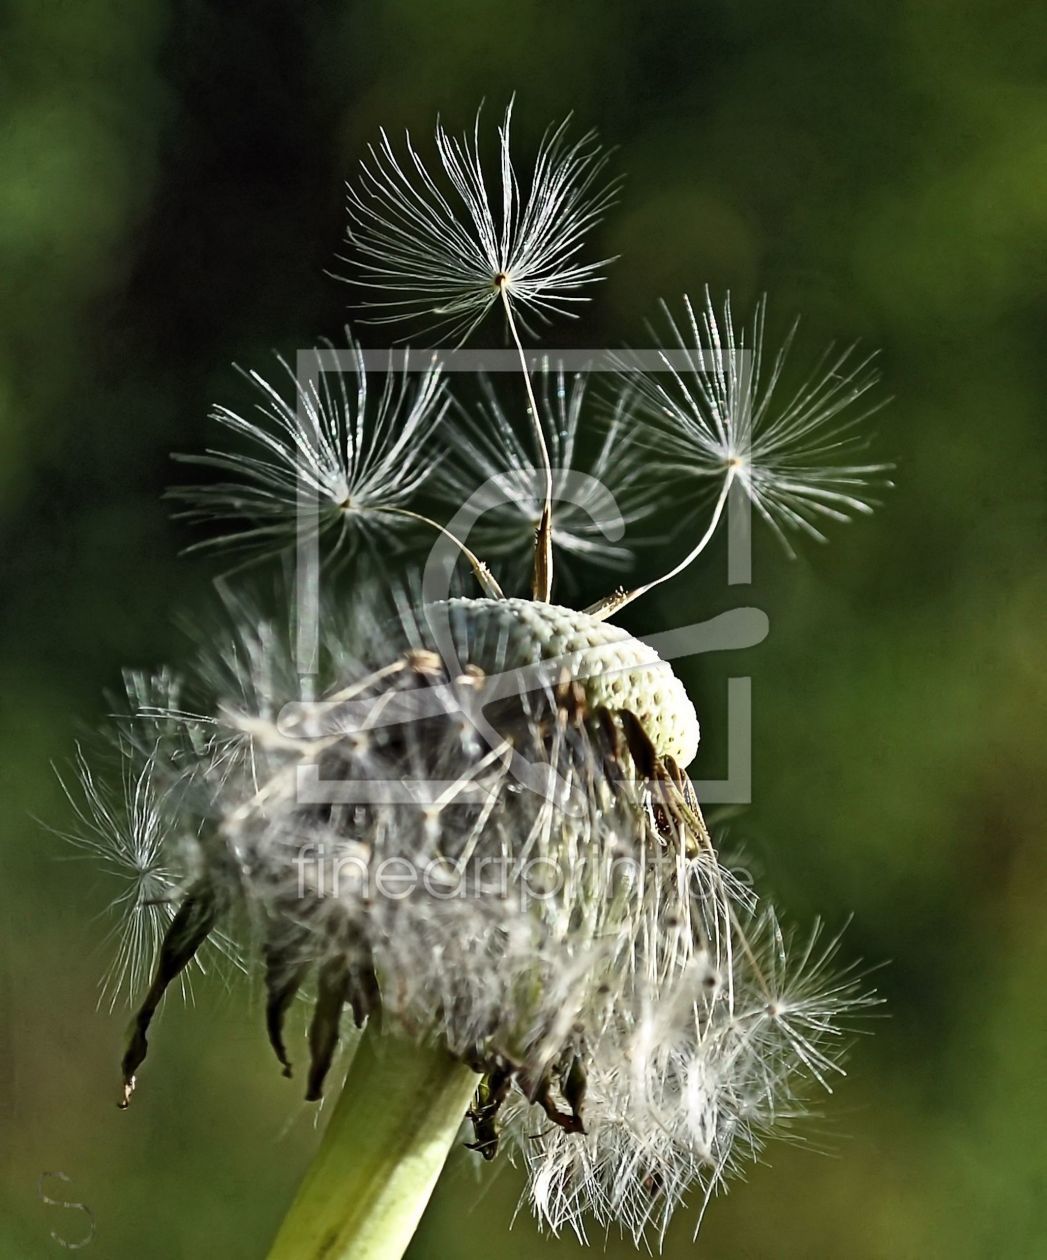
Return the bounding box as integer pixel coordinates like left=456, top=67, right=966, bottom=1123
left=83, top=592, right=871, bottom=1252
left=62, top=104, right=891, bottom=1260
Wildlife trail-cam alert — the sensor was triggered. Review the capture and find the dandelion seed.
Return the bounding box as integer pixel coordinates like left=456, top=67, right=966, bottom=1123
left=343, top=100, right=618, bottom=344
left=345, top=101, right=617, bottom=601
left=53, top=744, right=232, bottom=1010
left=585, top=291, right=891, bottom=619
left=501, top=896, right=875, bottom=1244
left=627, top=289, right=891, bottom=554
left=172, top=337, right=449, bottom=560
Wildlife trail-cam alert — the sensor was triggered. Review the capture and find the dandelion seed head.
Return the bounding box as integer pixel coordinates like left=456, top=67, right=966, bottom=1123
left=77, top=588, right=872, bottom=1243
left=421, top=597, right=699, bottom=766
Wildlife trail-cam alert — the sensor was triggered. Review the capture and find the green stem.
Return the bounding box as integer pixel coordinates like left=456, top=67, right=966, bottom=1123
left=265, top=1024, right=478, bottom=1260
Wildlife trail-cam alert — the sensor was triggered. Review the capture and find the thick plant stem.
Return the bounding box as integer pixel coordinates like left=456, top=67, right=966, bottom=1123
left=266, top=1024, right=478, bottom=1260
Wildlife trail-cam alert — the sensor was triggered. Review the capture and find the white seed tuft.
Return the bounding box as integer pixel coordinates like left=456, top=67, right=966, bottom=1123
left=342, top=101, right=619, bottom=344
left=172, top=338, right=448, bottom=560
left=623, top=289, right=892, bottom=555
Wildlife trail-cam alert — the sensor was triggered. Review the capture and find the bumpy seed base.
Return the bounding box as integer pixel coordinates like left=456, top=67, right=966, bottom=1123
left=429, top=598, right=700, bottom=767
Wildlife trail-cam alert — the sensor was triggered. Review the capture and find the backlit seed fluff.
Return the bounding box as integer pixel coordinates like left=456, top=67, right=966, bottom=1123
left=172, top=338, right=448, bottom=560
left=53, top=740, right=237, bottom=1010
left=343, top=100, right=619, bottom=342
left=624, top=289, right=893, bottom=555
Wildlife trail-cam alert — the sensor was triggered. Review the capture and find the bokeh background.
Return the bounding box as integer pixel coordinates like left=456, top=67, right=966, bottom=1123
left=3, top=2, right=1046, bottom=1256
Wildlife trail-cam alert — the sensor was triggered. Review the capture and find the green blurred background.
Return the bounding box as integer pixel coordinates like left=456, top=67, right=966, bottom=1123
left=2, top=1, right=1045, bottom=1256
